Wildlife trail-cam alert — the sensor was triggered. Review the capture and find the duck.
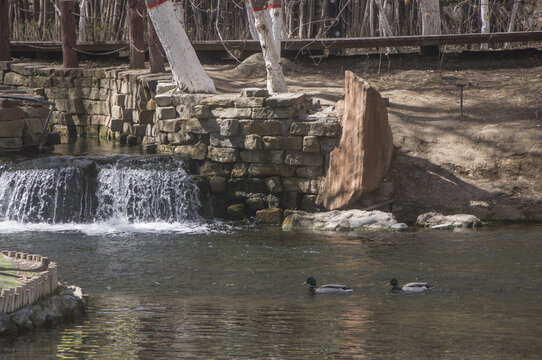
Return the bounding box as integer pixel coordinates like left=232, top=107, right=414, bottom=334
left=386, top=278, right=433, bottom=293
left=302, top=276, right=353, bottom=294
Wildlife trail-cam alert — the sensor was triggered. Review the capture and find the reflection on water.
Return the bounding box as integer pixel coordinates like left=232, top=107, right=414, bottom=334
left=1, top=225, right=542, bottom=359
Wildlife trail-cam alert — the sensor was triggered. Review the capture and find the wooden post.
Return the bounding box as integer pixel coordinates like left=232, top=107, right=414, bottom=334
left=22, top=284, right=28, bottom=307
left=147, top=14, right=165, bottom=73
left=129, top=0, right=146, bottom=69
left=1, top=289, right=9, bottom=313
left=15, top=286, right=23, bottom=311
left=7, top=289, right=14, bottom=313
left=0, top=0, right=10, bottom=61
left=60, top=0, right=78, bottom=68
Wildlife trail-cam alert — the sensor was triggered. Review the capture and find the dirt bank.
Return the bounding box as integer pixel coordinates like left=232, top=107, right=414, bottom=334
left=205, top=49, right=542, bottom=223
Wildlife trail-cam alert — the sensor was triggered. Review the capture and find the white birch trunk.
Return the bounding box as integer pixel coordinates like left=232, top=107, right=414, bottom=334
left=147, top=0, right=216, bottom=93
left=375, top=0, right=393, bottom=37
left=375, top=0, right=394, bottom=52
left=480, top=0, right=490, bottom=50
left=50, top=0, right=61, bottom=15
left=269, top=0, right=286, bottom=58
left=419, top=0, right=441, bottom=35
left=252, top=1, right=288, bottom=94
left=504, top=0, right=519, bottom=47
left=507, top=0, right=519, bottom=32
left=245, top=0, right=260, bottom=40
left=172, top=2, right=185, bottom=28
left=78, top=0, right=87, bottom=42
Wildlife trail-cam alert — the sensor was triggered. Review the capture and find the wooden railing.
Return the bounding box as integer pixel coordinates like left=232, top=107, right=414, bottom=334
left=8, top=31, right=542, bottom=59
left=0, top=251, right=59, bottom=314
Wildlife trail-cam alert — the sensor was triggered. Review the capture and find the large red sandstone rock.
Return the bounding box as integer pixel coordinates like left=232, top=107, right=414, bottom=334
left=0, top=107, right=24, bottom=122
left=0, top=120, right=25, bottom=138
left=323, top=71, right=393, bottom=210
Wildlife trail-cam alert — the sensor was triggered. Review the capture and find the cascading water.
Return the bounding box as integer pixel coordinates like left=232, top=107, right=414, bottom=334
left=0, top=156, right=214, bottom=233
left=95, top=157, right=205, bottom=223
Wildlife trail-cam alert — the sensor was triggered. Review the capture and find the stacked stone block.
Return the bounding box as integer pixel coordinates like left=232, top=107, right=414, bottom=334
left=0, top=95, right=49, bottom=153
left=0, top=61, right=170, bottom=144
left=0, top=250, right=59, bottom=314
left=151, top=87, right=341, bottom=214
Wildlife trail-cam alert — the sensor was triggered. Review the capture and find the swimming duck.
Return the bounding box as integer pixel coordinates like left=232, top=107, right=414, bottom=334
left=302, top=276, right=353, bottom=294
left=386, top=278, right=433, bottom=293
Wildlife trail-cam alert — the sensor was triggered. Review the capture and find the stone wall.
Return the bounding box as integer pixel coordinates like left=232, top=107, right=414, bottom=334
left=0, top=61, right=395, bottom=218
left=150, top=86, right=341, bottom=216
left=0, top=94, right=51, bottom=153
left=0, top=250, right=59, bottom=314
left=0, top=61, right=170, bottom=144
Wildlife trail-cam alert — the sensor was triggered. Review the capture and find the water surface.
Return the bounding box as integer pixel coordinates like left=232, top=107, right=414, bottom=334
left=1, top=225, right=541, bottom=359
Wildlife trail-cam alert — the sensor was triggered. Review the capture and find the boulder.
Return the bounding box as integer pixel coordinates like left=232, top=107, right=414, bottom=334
left=246, top=196, right=268, bottom=211
left=233, top=53, right=309, bottom=77
left=256, top=208, right=283, bottom=225
left=0, top=107, right=24, bottom=122
left=282, top=209, right=400, bottom=231
left=241, top=88, right=269, bottom=97
left=227, top=204, right=246, bottom=221
left=0, top=120, right=25, bottom=137
left=323, top=71, right=393, bottom=210
left=209, top=176, right=227, bottom=193
left=416, top=212, right=483, bottom=228
left=0, top=98, right=18, bottom=108
left=207, top=147, right=240, bottom=163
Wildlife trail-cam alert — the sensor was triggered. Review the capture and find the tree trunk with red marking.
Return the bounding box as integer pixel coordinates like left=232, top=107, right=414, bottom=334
left=252, top=0, right=287, bottom=94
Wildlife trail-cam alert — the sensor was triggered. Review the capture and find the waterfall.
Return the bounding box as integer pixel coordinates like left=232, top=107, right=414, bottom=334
left=95, top=157, right=205, bottom=223
left=0, top=156, right=210, bottom=230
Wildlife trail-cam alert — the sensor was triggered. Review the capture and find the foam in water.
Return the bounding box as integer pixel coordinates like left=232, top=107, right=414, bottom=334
left=0, top=219, right=226, bottom=235
left=0, top=156, right=216, bottom=234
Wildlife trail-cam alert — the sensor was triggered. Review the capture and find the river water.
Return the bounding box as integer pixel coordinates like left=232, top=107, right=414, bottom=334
left=0, top=225, right=541, bottom=359
left=0, top=145, right=541, bottom=358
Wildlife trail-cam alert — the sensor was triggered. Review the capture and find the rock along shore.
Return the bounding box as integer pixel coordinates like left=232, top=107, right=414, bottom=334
left=282, top=209, right=408, bottom=231
left=0, top=285, right=87, bottom=337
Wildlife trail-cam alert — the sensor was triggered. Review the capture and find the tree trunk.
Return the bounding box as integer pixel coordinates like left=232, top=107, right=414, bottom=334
left=252, top=0, right=288, bottom=94
left=507, top=0, right=519, bottom=32
left=269, top=0, right=285, bottom=57
left=60, top=0, right=78, bottom=68
left=78, top=0, right=87, bottom=42
left=299, top=0, right=306, bottom=38
left=306, top=0, right=314, bottom=38
left=245, top=0, right=260, bottom=40
left=375, top=0, right=393, bottom=36
left=420, top=0, right=442, bottom=35
left=148, top=13, right=165, bottom=73
left=369, top=0, right=375, bottom=36
left=129, top=0, right=145, bottom=69
left=480, top=0, right=490, bottom=49
left=316, top=0, right=328, bottom=37
left=147, top=0, right=216, bottom=93
left=0, top=0, right=11, bottom=61
left=419, top=0, right=440, bottom=54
